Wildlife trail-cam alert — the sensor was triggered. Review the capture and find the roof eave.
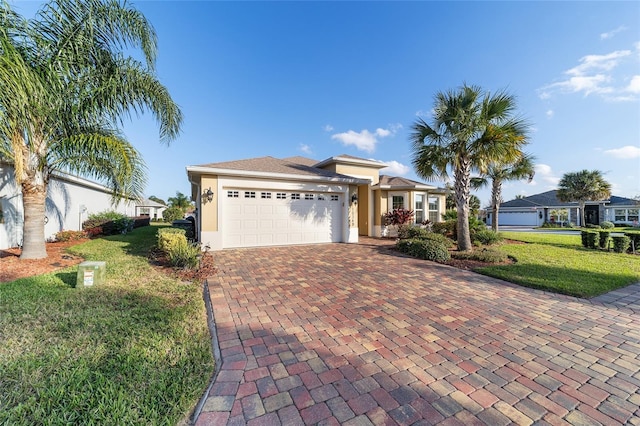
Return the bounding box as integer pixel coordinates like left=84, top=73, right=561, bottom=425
left=186, top=165, right=369, bottom=185
left=314, top=156, right=387, bottom=169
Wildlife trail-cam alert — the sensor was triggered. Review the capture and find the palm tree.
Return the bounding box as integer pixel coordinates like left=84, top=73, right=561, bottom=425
left=472, top=153, right=535, bottom=231
left=168, top=191, right=192, bottom=213
left=411, top=84, right=529, bottom=251
left=557, top=170, right=611, bottom=227
left=0, top=0, right=182, bottom=259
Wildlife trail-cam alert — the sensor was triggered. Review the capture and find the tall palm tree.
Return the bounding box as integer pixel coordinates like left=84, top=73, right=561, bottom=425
left=472, top=153, right=535, bottom=231
left=411, top=84, right=529, bottom=251
left=0, top=0, right=182, bottom=259
left=557, top=170, right=611, bottom=227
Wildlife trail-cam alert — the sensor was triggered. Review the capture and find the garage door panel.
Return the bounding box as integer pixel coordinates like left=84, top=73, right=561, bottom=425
left=498, top=211, right=538, bottom=226
left=223, top=189, right=342, bottom=248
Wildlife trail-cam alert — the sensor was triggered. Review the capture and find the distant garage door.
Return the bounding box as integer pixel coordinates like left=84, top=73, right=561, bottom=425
left=498, top=211, right=538, bottom=226
left=222, top=189, right=343, bottom=248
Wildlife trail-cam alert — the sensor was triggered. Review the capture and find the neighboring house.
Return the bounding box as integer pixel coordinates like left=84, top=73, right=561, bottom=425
left=0, top=162, right=136, bottom=249
left=135, top=198, right=167, bottom=220
left=487, top=190, right=639, bottom=227
left=186, top=154, right=446, bottom=250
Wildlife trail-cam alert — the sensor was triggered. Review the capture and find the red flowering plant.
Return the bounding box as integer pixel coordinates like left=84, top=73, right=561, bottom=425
left=383, top=208, right=415, bottom=236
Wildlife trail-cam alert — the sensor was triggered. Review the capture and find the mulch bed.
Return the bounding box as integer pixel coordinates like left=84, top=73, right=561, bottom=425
left=1, top=240, right=216, bottom=284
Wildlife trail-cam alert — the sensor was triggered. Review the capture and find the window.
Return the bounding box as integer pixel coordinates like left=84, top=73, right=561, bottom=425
left=628, top=209, right=639, bottom=222
left=330, top=195, right=339, bottom=201
left=261, top=192, right=272, bottom=199
left=304, top=194, right=314, bottom=200
left=317, top=195, right=326, bottom=201
left=414, top=194, right=424, bottom=224
left=614, top=209, right=626, bottom=221
left=291, top=193, right=301, bottom=200
left=392, top=195, right=404, bottom=210
left=140, top=207, right=150, bottom=216
left=428, top=197, right=439, bottom=223
left=276, top=193, right=286, bottom=199
left=244, top=191, right=256, bottom=198
left=227, top=191, right=239, bottom=198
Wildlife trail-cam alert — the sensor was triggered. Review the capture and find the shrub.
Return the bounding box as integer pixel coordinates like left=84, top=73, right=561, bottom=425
left=624, top=231, right=640, bottom=253
left=157, top=227, right=187, bottom=252
left=398, top=225, right=430, bottom=240
left=167, top=240, right=201, bottom=268
left=597, top=230, right=611, bottom=250
left=580, top=230, right=598, bottom=249
left=600, top=221, right=614, bottom=229
left=162, top=206, right=184, bottom=223
left=611, top=236, right=630, bottom=253
left=133, top=216, right=151, bottom=228
left=473, top=229, right=504, bottom=245
left=432, top=220, right=455, bottom=237
left=585, top=224, right=600, bottom=229
left=83, top=211, right=134, bottom=236
left=450, top=248, right=509, bottom=263
left=397, top=238, right=450, bottom=263
left=54, top=230, right=87, bottom=242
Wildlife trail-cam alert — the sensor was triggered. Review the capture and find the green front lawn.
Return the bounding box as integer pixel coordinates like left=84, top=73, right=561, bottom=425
left=477, top=231, right=640, bottom=298
left=0, top=225, right=213, bottom=425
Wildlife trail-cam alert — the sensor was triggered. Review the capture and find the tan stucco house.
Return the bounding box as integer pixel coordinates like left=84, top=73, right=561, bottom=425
left=186, top=154, right=446, bottom=250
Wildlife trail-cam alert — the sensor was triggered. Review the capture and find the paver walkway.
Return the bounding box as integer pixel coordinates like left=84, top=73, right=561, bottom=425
left=195, top=238, right=640, bottom=425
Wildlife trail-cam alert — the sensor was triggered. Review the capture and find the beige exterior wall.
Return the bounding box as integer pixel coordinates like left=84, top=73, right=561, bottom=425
left=201, top=175, right=218, bottom=232
left=323, top=164, right=380, bottom=185
left=357, top=185, right=369, bottom=235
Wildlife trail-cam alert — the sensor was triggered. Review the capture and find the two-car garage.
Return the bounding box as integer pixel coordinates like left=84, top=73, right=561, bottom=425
left=222, top=189, right=343, bottom=248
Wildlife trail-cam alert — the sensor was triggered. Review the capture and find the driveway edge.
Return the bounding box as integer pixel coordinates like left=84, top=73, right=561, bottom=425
left=188, top=279, right=223, bottom=425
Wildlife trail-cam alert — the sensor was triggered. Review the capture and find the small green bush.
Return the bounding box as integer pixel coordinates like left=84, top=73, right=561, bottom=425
left=397, top=238, right=450, bottom=263
left=398, top=225, right=430, bottom=240
left=597, top=230, right=611, bottom=250
left=54, top=230, right=87, bottom=242
left=581, top=230, right=598, bottom=249
left=473, top=229, right=504, bottom=245
left=432, top=220, right=455, bottom=237
left=450, top=248, right=509, bottom=263
left=585, top=224, right=600, bottom=229
left=611, top=236, right=630, bottom=253
left=83, top=211, right=133, bottom=236
left=157, top=227, right=187, bottom=252
left=624, top=231, right=640, bottom=253
left=600, top=221, right=614, bottom=229
left=167, top=240, right=201, bottom=268
left=162, top=206, right=184, bottom=223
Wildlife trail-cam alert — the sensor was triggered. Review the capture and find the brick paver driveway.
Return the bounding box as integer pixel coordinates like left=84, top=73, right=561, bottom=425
left=195, top=239, right=640, bottom=425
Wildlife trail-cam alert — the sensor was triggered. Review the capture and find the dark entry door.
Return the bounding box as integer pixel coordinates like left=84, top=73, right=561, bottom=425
left=585, top=205, right=599, bottom=225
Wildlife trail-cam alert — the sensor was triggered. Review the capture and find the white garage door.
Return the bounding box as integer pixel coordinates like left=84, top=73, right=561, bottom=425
left=222, top=189, right=343, bottom=248
left=498, top=211, right=538, bottom=226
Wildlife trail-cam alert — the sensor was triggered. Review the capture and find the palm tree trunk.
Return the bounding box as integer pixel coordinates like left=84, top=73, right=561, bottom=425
left=455, top=162, right=473, bottom=251
left=20, top=181, right=48, bottom=259
left=491, top=179, right=502, bottom=232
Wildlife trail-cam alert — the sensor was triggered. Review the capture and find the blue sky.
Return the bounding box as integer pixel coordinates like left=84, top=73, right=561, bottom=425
left=13, top=1, right=640, bottom=206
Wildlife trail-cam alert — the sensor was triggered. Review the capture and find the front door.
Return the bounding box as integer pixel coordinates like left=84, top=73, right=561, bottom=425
left=585, top=205, right=599, bottom=226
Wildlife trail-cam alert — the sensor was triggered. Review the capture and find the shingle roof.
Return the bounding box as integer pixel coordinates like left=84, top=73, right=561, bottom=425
left=195, top=156, right=359, bottom=179
left=500, top=190, right=638, bottom=208
left=137, top=198, right=166, bottom=208
left=282, top=156, right=319, bottom=167
left=373, top=175, right=446, bottom=192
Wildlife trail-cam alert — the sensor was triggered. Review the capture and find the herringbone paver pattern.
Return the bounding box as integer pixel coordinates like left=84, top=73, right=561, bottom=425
left=196, top=238, right=640, bottom=425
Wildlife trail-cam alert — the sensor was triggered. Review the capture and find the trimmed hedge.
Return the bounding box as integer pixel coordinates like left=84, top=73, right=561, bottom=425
left=624, top=231, right=640, bottom=253
left=581, top=230, right=598, bottom=249
left=597, top=230, right=611, bottom=250
left=397, top=238, right=450, bottom=263
left=612, top=235, right=630, bottom=253
left=450, top=248, right=509, bottom=263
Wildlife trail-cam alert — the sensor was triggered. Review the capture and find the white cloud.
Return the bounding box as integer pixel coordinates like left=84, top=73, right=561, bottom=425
left=323, top=124, right=334, bottom=132
left=415, top=109, right=432, bottom=118
left=546, top=109, right=554, bottom=119
left=538, top=48, right=636, bottom=101
left=600, top=26, right=627, bottom=40
left=531, top=164, right=560, bottom=188
left=627, top=75, right=640, bottom=93
left=379, top=160, right=410, bottom=176
left=331, top=124, right=401, bottom=153
left=298, top=143, right=312, bottom=155
left=603, top=145, right=640, bottom=159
